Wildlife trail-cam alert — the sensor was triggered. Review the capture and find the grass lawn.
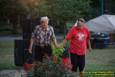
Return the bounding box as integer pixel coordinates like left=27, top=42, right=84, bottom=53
left=0, top=40, right=16, bottom=70
left=86, top=48, right=115, bottom=71
left=85, top=49, right=115, bottom=77
left=0, top=40, right=115, bottom=77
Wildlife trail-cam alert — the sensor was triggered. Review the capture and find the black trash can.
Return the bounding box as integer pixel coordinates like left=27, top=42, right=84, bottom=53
left=14, top=40, right=25, bottom=66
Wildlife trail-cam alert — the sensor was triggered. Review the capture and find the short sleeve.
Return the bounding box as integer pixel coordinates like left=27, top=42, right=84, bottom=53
left=50, top=26, right=56, bottom=40
left=31, top=25, right=39, bottom=38
left=86, top=28, right=90, bottom=41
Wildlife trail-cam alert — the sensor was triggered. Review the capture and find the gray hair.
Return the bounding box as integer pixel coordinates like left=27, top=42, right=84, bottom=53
left=40, top=16, right=49, bottom=22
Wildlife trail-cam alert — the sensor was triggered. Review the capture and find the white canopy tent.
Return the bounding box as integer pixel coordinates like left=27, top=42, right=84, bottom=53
left=86, top=15, right=115, bottom=33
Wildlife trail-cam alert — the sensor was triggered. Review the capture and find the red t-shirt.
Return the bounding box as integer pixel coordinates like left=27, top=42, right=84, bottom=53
left=66, top=26, right=90, bottom=55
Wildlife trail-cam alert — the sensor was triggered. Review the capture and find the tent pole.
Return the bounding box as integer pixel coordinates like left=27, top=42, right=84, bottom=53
left=100, top=0, right=104, bottom=15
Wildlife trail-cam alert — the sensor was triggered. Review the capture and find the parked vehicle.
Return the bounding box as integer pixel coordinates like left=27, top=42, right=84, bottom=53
left=90, top=32, right=110, bottom=49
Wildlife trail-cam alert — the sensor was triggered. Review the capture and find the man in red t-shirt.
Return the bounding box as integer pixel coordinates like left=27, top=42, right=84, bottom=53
left=61, top=18, right=92, bottom=77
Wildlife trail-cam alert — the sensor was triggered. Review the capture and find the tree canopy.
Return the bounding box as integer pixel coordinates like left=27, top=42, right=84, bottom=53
left=0, top=0, right=91, bottom=22
left=0, top=0, right=91, bottom=34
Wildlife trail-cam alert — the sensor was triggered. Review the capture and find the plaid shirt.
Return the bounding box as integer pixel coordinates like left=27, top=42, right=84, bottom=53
left=32, top=25, right=56, bottom=46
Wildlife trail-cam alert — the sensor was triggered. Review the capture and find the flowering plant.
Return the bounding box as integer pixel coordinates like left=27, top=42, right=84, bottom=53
left=33, top=56, right=74, bottom=77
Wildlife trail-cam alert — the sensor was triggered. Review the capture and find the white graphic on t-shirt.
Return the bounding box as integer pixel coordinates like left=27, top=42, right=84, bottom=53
left=78, top=33, right=85, bottom=41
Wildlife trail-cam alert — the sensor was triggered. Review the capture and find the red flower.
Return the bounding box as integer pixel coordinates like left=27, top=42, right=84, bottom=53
left=53, top=55, right=58, bottom=63
left=61, top=58, right=72, bottom=70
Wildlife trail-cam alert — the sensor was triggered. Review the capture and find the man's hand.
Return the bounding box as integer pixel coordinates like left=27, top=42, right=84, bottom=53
left=58, top=43, right=64, bottom=49
left=28, top=48, right=32, bottom=54
left=28, top=38, right=34, bottom=54
left=88, top=47, right=92, bottom=52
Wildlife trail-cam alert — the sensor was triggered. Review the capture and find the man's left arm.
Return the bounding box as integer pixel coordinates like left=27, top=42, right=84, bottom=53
left=87, top=29, right=92, bottom=52
left=50, top=27, right=58, bottom=48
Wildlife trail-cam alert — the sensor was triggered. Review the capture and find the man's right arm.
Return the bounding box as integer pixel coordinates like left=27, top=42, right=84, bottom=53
left=28, top=26, right=38, bottom=54
left=28, top=38, right=34, bottom=54
left=60, top=27, right=74, bottom=48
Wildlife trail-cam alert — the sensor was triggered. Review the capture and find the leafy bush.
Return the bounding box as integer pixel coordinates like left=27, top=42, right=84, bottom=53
left=31, top=56, right=74, bottom=77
